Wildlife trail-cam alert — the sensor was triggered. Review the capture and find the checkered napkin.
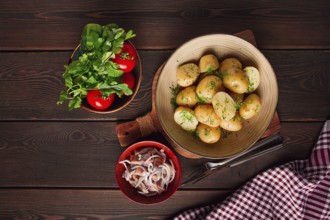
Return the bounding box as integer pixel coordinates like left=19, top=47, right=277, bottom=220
left=175, top=120, right=330, bottom=220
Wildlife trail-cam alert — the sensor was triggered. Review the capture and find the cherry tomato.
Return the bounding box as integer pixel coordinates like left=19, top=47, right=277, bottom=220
left=112, top=41, right=137, bottom=73
left=87, top=90, right=115, bottom=110
left=122, top=72, right=135, bottom=90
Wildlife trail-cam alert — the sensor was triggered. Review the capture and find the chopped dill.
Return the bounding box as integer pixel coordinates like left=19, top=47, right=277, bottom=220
left=206, top=67, right=217, bottom=74
left=248, top=81, right=255, bottom=93
left=179, top=110, right=194, bottom=123
left=234, top=101, right=243, bottom=110
left=203, top=128, right=211, bottom=136
left=171, top=98, right=178, bottom=108
left=170, top=84, right=181, bottom=96
left=169, top=84, right=181, bottom=108
left=196, top=94, right=206, bottom=104
left=209, top=81, right=216, bottom=90
left=220, top=70, right=229, bottom=80
left=194, top=129, right=200, bottom=137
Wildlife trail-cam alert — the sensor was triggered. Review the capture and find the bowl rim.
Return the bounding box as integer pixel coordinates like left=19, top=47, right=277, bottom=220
left=69, top=40, right=142, bottom=114
left=115, top=140, right=182, bottom=204
left=155, top=33, right=278, bottom=159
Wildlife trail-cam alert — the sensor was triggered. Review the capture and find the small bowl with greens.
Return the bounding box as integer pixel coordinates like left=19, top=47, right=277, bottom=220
left=57, top=23, right=142, bottom=113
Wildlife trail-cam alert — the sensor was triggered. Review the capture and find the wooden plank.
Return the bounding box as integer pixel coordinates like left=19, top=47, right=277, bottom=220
left=0, top=189, right=231, bottom=219
left=0, top=51, right=171, bottom=121
left=0, top=0, right=329, bottom=50
left=0, top=121, right=324, bottom=188
left=0, top=50, right=329, bottom=121
left=263, top=50, right=330, bottom=121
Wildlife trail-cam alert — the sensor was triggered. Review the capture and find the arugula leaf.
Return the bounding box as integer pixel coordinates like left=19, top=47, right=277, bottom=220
left=58, top=23, right=136, bottom=110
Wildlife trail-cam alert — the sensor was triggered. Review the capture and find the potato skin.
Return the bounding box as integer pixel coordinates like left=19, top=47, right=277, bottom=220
left=219, top=113, right=244, bottom=131
left=176, top=63, right=200, bottom=87
left=194, top=104, right=221, bottom=127
left=222, top=68, right=249, bottom=94
left=176, top=86, right=197, bottom=107
left=199, top=54, right=220, bottom=73
left=196, top=75, right=222, bottom=103
left=219, top=58, right=242, bottom=74
left=196, top=123, right=221, bottom=144
left=239, top=94, right=262, bottom=119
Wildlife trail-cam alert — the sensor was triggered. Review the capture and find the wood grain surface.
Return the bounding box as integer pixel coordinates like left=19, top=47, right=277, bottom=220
left=0, top=1, right=329, bottom=50
left=0, top=50, right=328, bottom=121
left=0, top=122, right=323, bottom=188
left=0, top=0, right=329, bottom=219
left=0, top=189, right=231, bottom=220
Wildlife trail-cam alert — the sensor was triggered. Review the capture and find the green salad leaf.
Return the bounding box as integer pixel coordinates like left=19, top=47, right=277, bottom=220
left=57, top=23, right=136, bottom=110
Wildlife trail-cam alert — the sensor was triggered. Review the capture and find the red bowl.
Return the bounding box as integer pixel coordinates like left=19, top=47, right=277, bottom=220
left=115, top=141, right=182, bottom=204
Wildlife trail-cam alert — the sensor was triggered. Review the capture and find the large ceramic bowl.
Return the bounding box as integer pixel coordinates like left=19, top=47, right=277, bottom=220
left=115, top=141, right=182, bottom=204
left=69, top=41, right=142, bottom=114
left=155, top=34, right=278, bottom=159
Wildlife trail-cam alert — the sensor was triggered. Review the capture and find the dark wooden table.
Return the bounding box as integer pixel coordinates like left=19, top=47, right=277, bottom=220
left=0, top=1, right=329, bottom=219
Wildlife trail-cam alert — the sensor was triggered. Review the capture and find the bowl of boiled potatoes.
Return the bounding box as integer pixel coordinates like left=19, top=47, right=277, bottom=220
left=155, top=34, right=278, bottom=159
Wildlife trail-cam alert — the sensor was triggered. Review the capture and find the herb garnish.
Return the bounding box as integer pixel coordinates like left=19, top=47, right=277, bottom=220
left=170, top=84, right=181, bottom=108
left=179, top=110, right=195, bottom=123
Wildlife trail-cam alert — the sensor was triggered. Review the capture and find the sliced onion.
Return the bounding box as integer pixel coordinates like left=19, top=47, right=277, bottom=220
left=143, top=154, right=160, bottom=165
left=120, top=147, right=176, bottom=196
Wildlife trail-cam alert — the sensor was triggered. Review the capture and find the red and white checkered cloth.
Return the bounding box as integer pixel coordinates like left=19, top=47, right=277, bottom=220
left=175, top=120, right=330, bottom=220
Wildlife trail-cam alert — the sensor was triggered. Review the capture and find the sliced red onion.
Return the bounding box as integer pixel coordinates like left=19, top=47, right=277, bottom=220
left=120, top=147, right=176, bottom=196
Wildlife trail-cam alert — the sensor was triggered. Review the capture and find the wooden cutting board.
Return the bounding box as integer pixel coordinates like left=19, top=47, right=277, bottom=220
left=116, top=30, right=281, bottom=158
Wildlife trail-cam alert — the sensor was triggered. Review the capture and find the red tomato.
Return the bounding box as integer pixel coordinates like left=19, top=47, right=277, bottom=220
left=122, top=72, right=135, bottom=90
left=113, top=41, right=137, bottom=73
left=87, top=90, right=115, bottom=110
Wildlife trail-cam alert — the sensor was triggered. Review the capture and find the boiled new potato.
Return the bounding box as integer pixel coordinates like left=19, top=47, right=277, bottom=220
left=196, top=75, right=222, bottom=103
left=219, top=113, right=244, bottom=131
left=222, top=68, right=249, bottom=94
left=196, top=123, right=221, bottom=144
left=176, top=86, right=197, bottom=107
left=239, top=94, right=262, bottom=119
left=199, top=54, right=220, bottom=73
left=174, top=106, right=199, bottom=132
left=243, top=66, right=260, bottom=93
left=219, top=58, right=242, bottom=74
left=176, top=63, right=200, bottom=87
left=194, top=104, right=221, bottom=127
left=212, top=91, right=236, bottom=121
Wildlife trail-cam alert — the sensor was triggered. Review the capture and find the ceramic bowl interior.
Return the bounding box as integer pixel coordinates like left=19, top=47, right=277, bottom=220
left=155, top=34, right=278, bottom=159
left=70, top=42, right=142, bottom=114
left=115, top=141, right=182, bottom=204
